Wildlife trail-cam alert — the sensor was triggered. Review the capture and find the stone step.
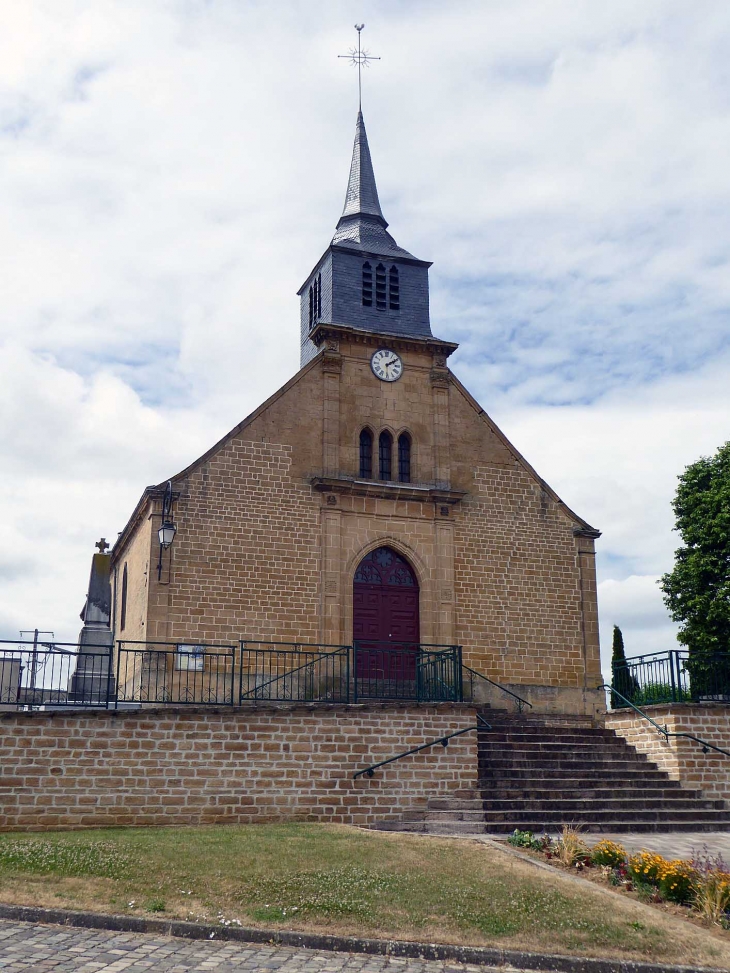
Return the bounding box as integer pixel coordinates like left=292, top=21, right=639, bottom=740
left=479, top=808, right=730, bottom=824
left=478, top=729, right=626, bottom=741
left=478, top=739, right=636, bottom=751
left=372, top=718, right=730, bottom=837
left=420, top=820, right=730, bottom=835
left=429, top=798, right=723, bottom=816
left=477, top=760, right=667, bottom=787
left=480, top=820, right=730, bottom=835
left=473, top=786, right=699, bottom=801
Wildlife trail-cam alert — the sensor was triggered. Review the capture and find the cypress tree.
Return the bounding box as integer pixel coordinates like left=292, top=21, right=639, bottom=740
left=610, top=625, right=634, bottom=706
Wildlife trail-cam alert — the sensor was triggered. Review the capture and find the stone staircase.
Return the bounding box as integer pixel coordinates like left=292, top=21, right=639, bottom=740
left=375, top=710, right=730, bottom=835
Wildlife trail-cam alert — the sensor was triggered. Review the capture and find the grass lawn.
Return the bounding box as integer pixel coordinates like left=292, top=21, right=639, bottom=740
left=0, top=823, right=727, bottom=967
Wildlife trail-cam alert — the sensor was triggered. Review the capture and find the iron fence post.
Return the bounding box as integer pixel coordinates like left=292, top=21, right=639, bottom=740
left=238, top=641, right=245, bottom=706
left=353, top=641, right=358, bottom=704
left=345, top=646, right=350, bottom=704
left=456, top=646, right=463, bottom=702
left=115, top=641, right=122, bottom=710
left=669, top=650, right=679, bottom=703
left=105, top=642, right=113, bottom=709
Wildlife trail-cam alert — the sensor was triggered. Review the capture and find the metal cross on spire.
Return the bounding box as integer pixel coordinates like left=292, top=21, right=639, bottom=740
left=338, top=24, right=380, bottom=110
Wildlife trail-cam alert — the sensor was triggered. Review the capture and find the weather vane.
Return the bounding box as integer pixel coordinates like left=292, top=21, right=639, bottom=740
left=338, top=24, right=380, bottom=110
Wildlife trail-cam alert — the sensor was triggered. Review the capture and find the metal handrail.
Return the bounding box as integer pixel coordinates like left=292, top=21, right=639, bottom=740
left=353, top=714, right=491, bottom=779
left=462, top=664, right=533, bottom=711
left=599, top=684, right=730, bottom=759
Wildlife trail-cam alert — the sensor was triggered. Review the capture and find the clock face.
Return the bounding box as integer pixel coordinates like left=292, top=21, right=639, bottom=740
left=371, top=348, right=403, bottom=382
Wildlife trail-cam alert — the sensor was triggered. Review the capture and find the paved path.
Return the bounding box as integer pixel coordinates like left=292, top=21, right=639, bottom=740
left=0, top=920, right=510, bottom=973
left=552, top=832, right=730, bottom=862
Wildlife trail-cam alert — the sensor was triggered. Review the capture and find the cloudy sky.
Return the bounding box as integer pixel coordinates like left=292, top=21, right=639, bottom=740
left=1, top=0, right=729, bottom=676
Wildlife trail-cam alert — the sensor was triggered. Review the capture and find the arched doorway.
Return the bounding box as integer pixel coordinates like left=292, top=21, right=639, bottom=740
left=353, top=547, right=420, bottom=690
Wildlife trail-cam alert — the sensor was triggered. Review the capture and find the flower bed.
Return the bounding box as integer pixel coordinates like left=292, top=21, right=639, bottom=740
left=507, top=827, right=730, bottom=926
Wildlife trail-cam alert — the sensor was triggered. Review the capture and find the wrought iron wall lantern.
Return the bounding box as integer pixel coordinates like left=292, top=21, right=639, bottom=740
left=157, top=480, right=177, bottom=580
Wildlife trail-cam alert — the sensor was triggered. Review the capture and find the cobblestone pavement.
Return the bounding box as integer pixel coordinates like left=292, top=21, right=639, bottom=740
left=0, top=920, right=512, bottom=973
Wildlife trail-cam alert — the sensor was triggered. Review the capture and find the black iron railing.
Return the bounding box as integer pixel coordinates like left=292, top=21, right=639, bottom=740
left=116, top=641, right=236, bottom=705
left=353, top=714, right=491, bottom=779
left=599, top=684, right=730, bottom=759
left=462, top=664, right=532, bottom=712
left=352, top=641, right=462, bottom=702
left=611, top=650, right=730, bottom=707
left=239, top=642, right=350, bottom=702
left=0, top=639, right=113, bottom=709
left=0, top=638, right=466, bottom=708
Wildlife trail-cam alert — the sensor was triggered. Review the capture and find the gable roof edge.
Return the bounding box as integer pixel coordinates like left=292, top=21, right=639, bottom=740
left=448, top=372, right=600, bottom=538
left=112, top=352, right=324, bottom=561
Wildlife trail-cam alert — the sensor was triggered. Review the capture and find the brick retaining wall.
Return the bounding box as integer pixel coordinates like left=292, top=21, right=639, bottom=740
left=605, top=703, right=730, bottom=802
left=0, top=703, right=477, bottom=832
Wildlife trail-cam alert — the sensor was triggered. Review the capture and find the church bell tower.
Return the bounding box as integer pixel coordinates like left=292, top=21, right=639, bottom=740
left=298, top=110, right=433, bottom=367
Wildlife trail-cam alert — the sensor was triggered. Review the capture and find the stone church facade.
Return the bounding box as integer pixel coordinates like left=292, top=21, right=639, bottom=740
left=111, top=110, right=603, bottom=718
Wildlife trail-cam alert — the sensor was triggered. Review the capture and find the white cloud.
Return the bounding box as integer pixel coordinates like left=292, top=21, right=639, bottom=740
left=1, top=0, right=729, bottom=656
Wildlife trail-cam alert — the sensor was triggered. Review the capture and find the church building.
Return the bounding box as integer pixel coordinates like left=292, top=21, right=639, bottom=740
left=110, top=109, right=603, bottom=718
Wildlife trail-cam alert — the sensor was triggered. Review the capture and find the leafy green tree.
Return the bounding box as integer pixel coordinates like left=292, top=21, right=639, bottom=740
left=660, top=441, right=730, bottom=680
left=610, top=624, right=637, bottom=705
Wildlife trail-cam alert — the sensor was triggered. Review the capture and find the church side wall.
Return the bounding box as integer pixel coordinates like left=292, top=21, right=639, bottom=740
left=0, top=704, right=477, bottom=831
left=112, top=503, right=154, bottom=647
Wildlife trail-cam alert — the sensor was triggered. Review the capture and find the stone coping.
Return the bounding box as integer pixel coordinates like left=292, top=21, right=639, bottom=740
left=0, top=700, right=477, bottom=721
left=606, top=701, right=730, bottom=715
left=0, top=903, right=721, bottom=973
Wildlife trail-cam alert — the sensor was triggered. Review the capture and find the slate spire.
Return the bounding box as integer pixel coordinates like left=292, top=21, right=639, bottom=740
left=331, top=111, right=415, bottom=259
left=339, top=110, right=386, bottom=226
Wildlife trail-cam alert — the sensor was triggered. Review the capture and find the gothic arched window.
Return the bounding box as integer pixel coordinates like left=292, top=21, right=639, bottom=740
left=389, top=266, right=400, bottom=310
left=317, top=272, right=322, bottom=319
left=362, top=262, right=372, bottom=307
left=379, top=430, right=392, bottom=481
left=398, top=433, right=411, bottom=483
left=120, top=563, right=128, bottom=632
left=359, top=428, right=373, bottom=479
left=375, top=263, right=387, bottom=310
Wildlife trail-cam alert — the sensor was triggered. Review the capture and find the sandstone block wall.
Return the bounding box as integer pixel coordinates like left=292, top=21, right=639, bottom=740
left=110, top=328, right=602, bottom=717
left=606, top=704, right=730, bottom=802
left=0, top=703, right=477, bottom=832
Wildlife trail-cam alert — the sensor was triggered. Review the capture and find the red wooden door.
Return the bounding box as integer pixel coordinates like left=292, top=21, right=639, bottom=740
left=353, top=548, right=419, bottom=681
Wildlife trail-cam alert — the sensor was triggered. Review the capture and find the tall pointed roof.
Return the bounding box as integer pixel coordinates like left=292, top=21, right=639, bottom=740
left=340, top=111, right=386, bottom=223
left=331, top=111, right=418, bottom=260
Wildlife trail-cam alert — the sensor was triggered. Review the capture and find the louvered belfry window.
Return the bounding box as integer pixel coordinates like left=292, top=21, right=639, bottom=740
left=379, top=430, right=393, bottom=481
left=389, top=266, right=400, bottom=310
left=359, top=428, right=373, bottom=479
left=375, top=264, right=387, bottom=310
left=362, top=262, right=373, bottom=306
left=309, top=275, right=321, bottom=329
left=398, top=433, right=411, bottom=483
